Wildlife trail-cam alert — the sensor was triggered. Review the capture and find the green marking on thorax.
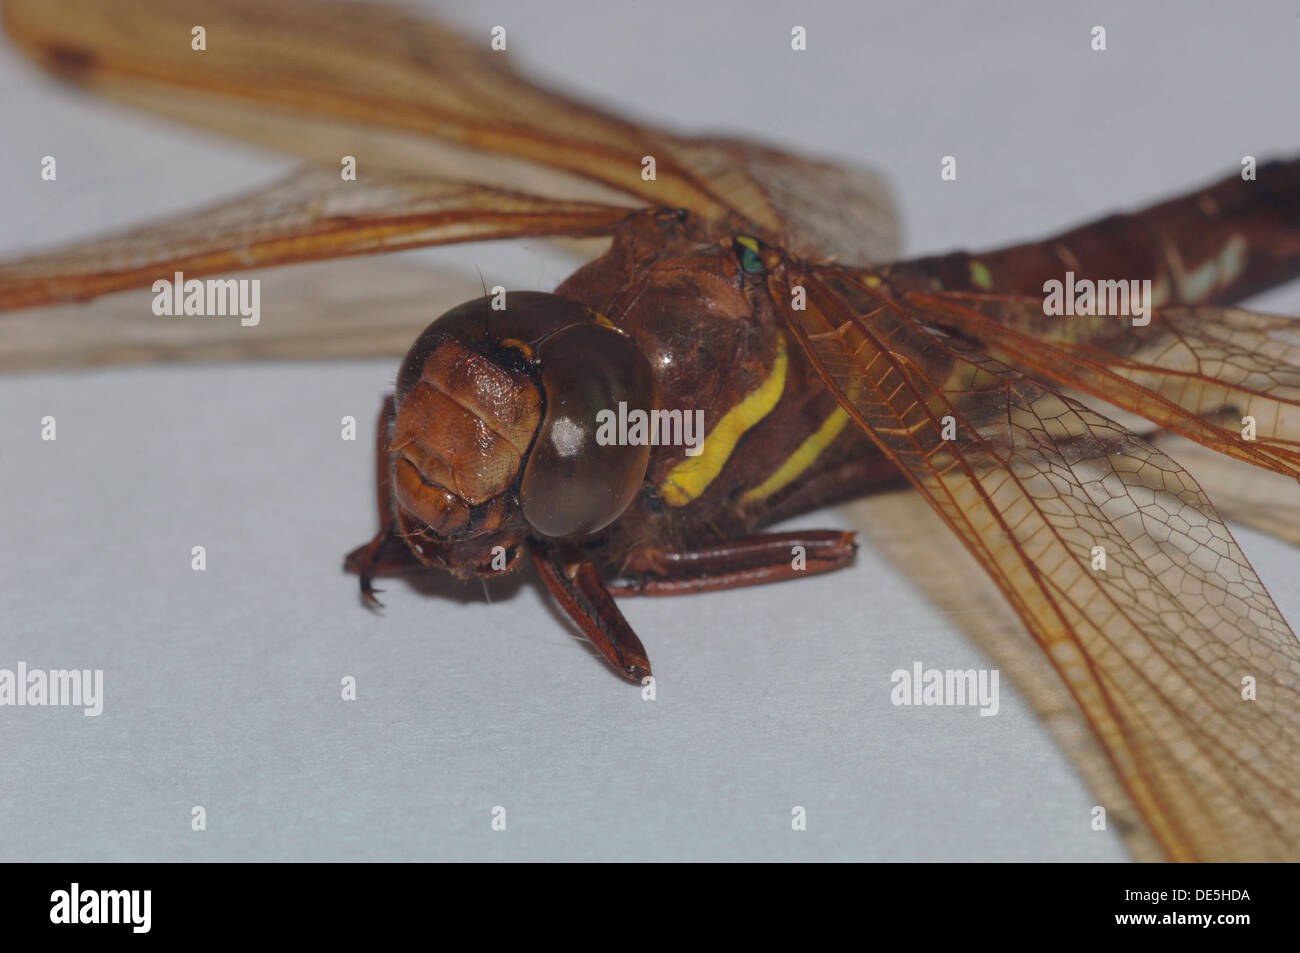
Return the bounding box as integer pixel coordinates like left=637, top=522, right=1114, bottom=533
left=969, top=260, right=994, bottom=291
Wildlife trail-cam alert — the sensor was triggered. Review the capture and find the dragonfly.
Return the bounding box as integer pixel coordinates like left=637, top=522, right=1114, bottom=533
left=1, top=0, right=1299, bottom=863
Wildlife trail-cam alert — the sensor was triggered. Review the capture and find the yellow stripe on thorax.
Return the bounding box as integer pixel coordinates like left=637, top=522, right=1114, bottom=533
left=659, top=339, right=788, bottom=506
left=738, top=407, right=850, bottom=505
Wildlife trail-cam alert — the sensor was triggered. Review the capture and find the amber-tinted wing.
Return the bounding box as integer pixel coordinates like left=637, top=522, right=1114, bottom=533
left=0, top=165, right=635, bottom=312
left=0, top=256, right=486, bottom=369
left=772, top=261, right=1300, bottom=861
left=1152, top=433, right=1300, bottom=547
left=1, top=0, right=898, bottom=265
left=899, top=289, right=1300, bottom=481
left=0, top=0, right=897, bottom=369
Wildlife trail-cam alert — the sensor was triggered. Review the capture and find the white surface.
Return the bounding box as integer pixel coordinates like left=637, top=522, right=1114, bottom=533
left=1, top=0, right=1298, bottom=861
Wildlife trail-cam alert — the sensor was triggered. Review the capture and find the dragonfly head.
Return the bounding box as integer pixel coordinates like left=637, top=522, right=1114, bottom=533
left=389, top=293, right=656, bottom=577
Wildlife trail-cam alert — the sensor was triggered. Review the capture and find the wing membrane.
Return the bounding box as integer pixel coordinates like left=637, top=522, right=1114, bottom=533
left=2, top=0, right=898, bottom=264
left=0, top=164, right=632, bottom=312
left=775, top=263, right=1300, bottom=861
left=0, top=0, right=897, bottom=368
left=0, top=257, right=482, bottom=369
left=897, top=287, right=1300, bottom=481
left=1152, top=433, right=1300, bottom=547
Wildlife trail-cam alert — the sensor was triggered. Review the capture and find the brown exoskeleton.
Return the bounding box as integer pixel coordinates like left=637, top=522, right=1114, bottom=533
left=346, top=214, right=880, bottom=681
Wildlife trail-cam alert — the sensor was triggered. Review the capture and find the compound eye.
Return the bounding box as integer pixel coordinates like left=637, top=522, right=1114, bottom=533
left=520, top=323, right=657, bottom=538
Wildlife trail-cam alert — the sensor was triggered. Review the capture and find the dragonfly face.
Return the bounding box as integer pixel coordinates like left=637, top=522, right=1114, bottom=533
left=386, top=291, right=658, bottom=578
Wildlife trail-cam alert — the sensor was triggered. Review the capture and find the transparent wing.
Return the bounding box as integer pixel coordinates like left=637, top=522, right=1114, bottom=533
left=1153, top=433, right=1300, bottom=547
left=0, top=164, right=633, bottom=313
left=0, top=257, right=486, bottom=370
left=774, top=262, right=1300, bottom=861
left=2, top=0, right=898, bottom=264
left=904, top=288, right=1300, bottom=481
left=665, top=137, right=899, bottom=263
left=839, top=486, right=1170, bottom=861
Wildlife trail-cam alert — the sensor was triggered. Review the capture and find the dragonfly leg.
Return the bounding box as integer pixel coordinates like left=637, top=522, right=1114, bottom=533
left=344, top=533, right=427, bottom=607
left=342, top=393, right=423, bottom=607
left=530, top=539, right=652, bottom=682
left=609, top=530, right=857, bottom=596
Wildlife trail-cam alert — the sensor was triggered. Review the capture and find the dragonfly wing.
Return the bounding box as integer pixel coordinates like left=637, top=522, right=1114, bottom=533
left=775, top=263, right=1300, bottom=860
left=900, top=289, right=1300, bottom=481
left=0, top=257, right=486, bottom=370
left=2, top=0, right=899, bottom=263
left=0, top=164, right=633, bottom=312
left=841, top=485, right=1169, bottom=860
left=1152, top=434, right=1300, bottom=547
left=664, top=136, right=899, bottom=264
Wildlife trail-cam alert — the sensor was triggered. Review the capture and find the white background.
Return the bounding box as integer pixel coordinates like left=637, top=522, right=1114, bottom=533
left=1, top=0, right=1298, bottom=861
